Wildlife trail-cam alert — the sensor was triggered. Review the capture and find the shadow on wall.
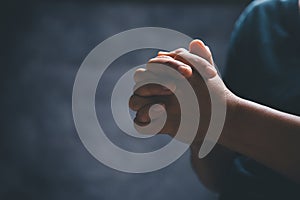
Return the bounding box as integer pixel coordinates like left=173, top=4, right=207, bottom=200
left=1, top=1, right=246, bottom=200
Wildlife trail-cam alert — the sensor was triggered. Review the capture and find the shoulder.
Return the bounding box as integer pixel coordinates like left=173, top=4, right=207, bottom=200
left=235, top=0, right=280, bottom=29
left=238, top=0, right=295, bottom=24
left=229, top=0, right=292, bottom=48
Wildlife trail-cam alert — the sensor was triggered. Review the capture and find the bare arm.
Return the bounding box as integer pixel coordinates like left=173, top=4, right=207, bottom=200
left=219, top=96, right=300, bottom=183
left=165, top=43, right=300, bottom=183
left=155, top=42, right=300, bottom=183
left=130, top=39, right=300, bottom=191
left=190, top=143, right=235, bottom=192
left=131, top=40, right=237, bottom=191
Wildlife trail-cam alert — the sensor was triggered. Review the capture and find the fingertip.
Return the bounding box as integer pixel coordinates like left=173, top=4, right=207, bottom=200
left=178, top=65, right=193, bottom=78
left=189, top=39, right=205, bottom=51
left=134, top=68, right=146, bottom=83
left=189, top=39, right=207, bottom=58
left=157, top=51, right=176, bottom=58
left=151, top=103, right=165, bottom=112
left=189, top=40, right=214, bottom=65
left=149, top=104, right=166, bottom=119
left=136, top=110, right=150, bottom=123
left=158, top=51, right=169, bottom=55
left=194, top=39, right=206, bottom=47
left=205, top=45, right=211, bottom=54
left=134, top=117, right=149, bottom=126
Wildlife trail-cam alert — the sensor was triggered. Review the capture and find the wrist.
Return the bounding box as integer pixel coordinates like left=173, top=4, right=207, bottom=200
left=190, top=89, right=241, bottom=150
left=218, top=91, right=242, bottom=147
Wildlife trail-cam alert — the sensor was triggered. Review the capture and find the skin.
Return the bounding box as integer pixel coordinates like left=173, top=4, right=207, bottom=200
left=129, top=39, right=300, bottom=190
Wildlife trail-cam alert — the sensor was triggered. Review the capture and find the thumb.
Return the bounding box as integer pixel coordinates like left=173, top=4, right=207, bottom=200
left=189, top=39, right=214, bottom=65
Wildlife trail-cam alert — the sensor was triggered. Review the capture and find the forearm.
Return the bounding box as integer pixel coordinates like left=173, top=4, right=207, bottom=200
left=219, top=96, right=300, bottom=182
left=190, top=144, right=235, bottom=192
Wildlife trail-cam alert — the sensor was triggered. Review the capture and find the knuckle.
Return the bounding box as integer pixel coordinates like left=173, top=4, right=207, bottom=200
left=134, top=68, right=146, bottom=82
left=177, top=51, right=186, bottom=58
left=136, top=109, right=150, bottom=123
left=175, top=48, right=186, bottom=53
left=134, top=68, right=145, bottom=77
left=129, top=95, right=139, bottom=111
left=164, top=60, right=174, bottom=67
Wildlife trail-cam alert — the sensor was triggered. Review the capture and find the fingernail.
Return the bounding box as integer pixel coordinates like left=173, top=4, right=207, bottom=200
left=158, top=51, right=176, bottom=57
left=196, top=39, right=205, bottom=47
left=178, top=65, right=190, bottom=76
left=157, top=55, right=172, bottom=59
left=158, top=51, right=170, bottom=55
left=178, top=65, right=186, bottom=72
left=158, top=51, right=174, bottom=56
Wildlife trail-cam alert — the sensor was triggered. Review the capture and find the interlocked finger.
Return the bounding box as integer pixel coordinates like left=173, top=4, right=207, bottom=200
left=129, top=94, right=163, bottom=111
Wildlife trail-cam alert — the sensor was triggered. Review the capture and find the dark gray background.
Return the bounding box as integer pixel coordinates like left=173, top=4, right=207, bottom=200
left=1, top=1, right=246, bottom=200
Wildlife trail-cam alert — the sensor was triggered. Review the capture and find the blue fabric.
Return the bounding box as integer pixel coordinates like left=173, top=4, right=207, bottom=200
left=221, top=0, right=300, bottom=199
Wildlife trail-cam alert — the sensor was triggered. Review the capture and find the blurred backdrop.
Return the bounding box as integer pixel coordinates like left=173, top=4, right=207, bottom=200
left=1, top=0, right=250, bottom=200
